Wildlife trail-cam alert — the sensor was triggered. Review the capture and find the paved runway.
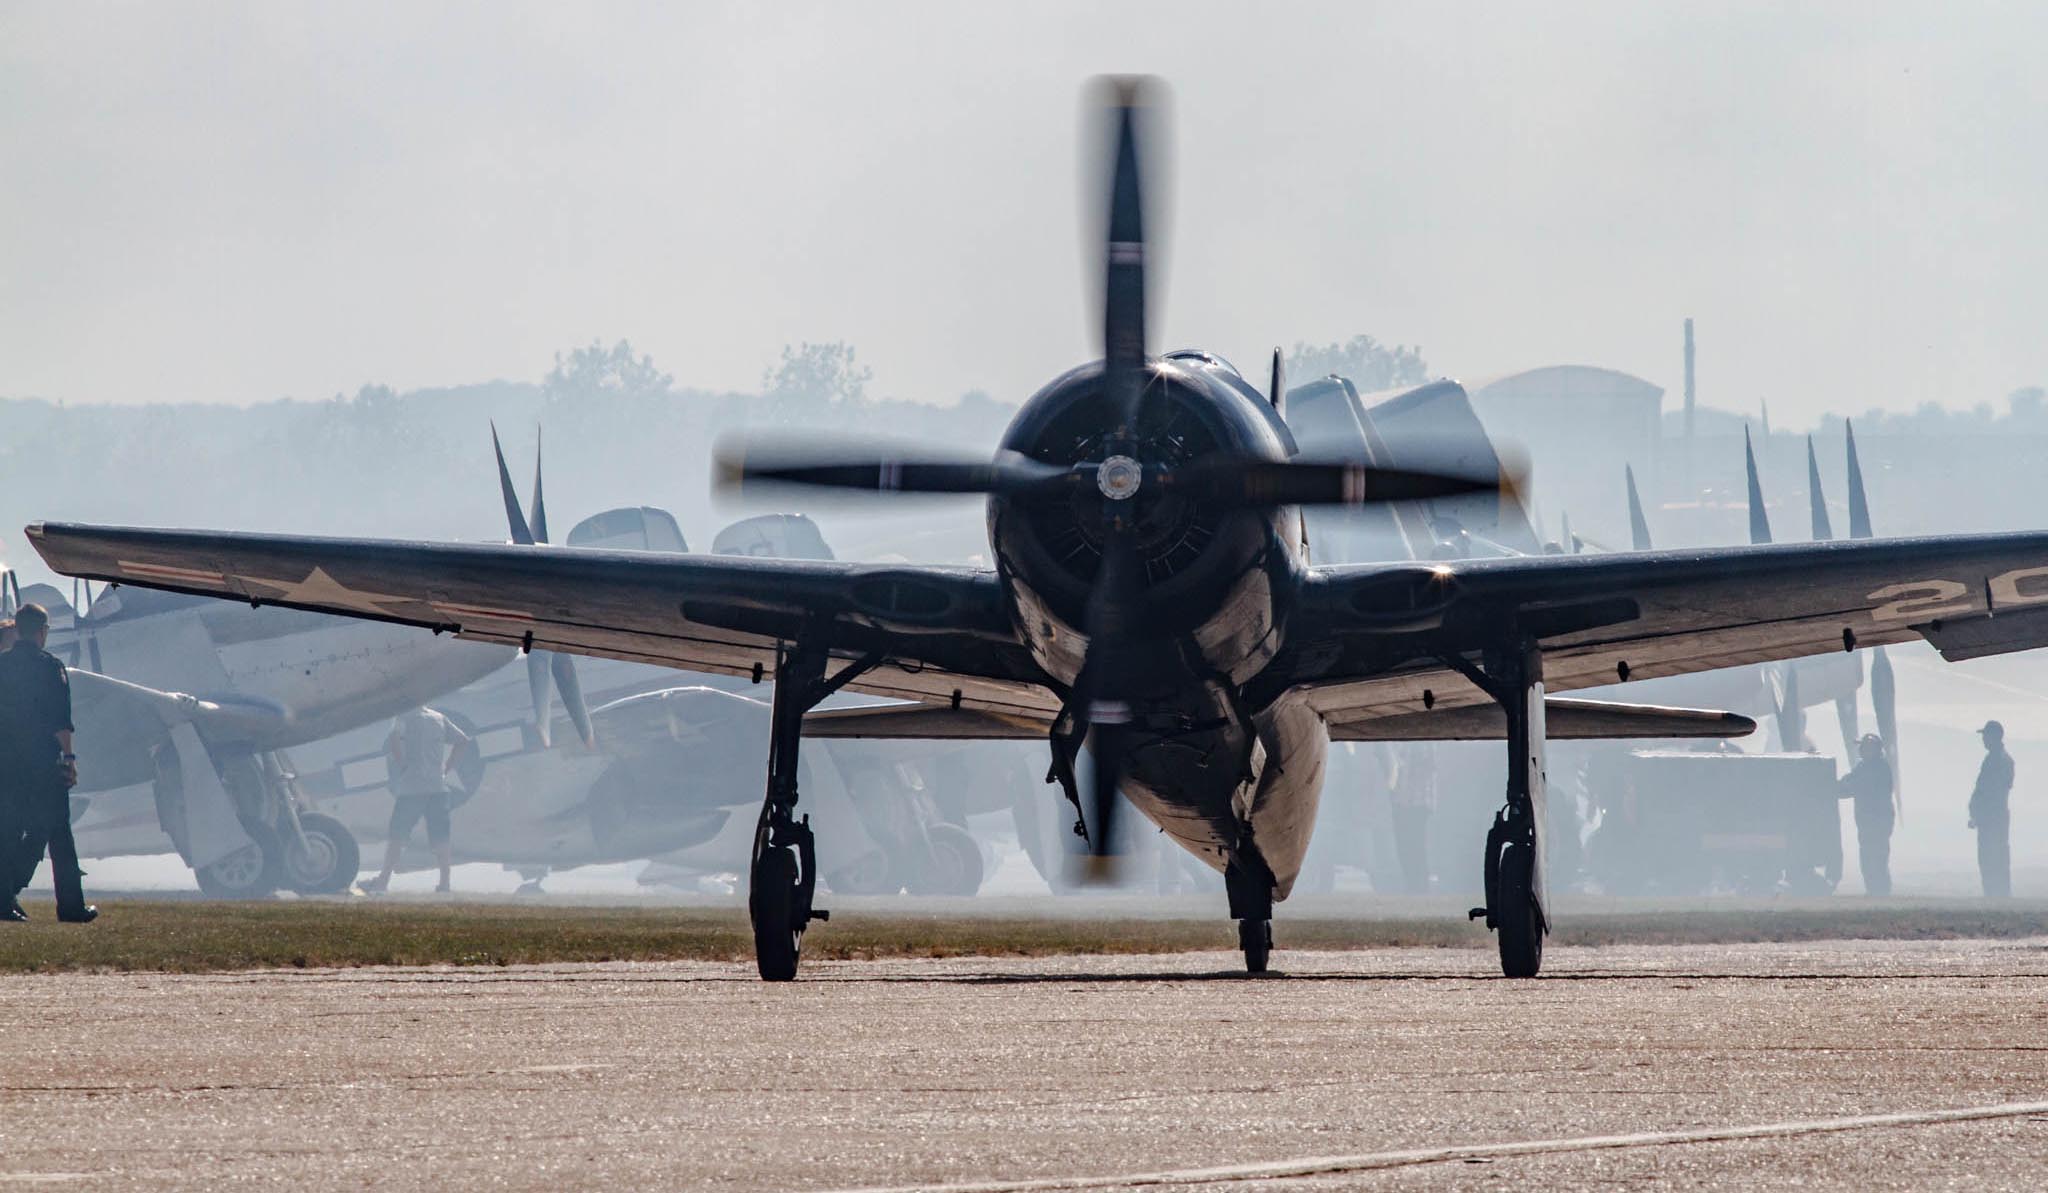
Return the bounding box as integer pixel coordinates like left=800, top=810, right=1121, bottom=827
left=3, top=938, right=2047, bottom=1190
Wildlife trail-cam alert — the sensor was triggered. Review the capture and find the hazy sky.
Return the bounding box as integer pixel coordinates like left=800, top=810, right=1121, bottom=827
left=4, top=2, right=2045, bottom=425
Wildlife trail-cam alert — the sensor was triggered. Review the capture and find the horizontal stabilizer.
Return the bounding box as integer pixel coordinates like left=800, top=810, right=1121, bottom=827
left=802, top=702, right=1052, bottom=739
left=1333, top=697, right=1755, bottom=742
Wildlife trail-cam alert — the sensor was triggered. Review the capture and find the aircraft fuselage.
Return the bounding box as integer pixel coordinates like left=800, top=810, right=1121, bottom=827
left=988, top=351, right=1326, bottom=892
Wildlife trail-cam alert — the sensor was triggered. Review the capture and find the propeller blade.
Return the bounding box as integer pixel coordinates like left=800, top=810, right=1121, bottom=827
left=526, top=650, right=555, bottom=749
left=1774, top=662, right=1804, bottom=751
left=1625, top=464, right=1654, bottom=551
left=1159, top=456, right=1502, bottom=507
left=1846, top=419, right=1873, bottom=539
left=1806, top=435, right=1833, bottom=541
left=491, top=422, right=536, bottom=546
left=1744, top=424, right=1772, bottom=545
left=1267, top=347, right=1284, bottom=413
left=1080, top=720, right=1126, bottom=879
left=1097, top=75, right=1158, bottom=434
left=552, top=650, right=595, bottom=749
left=715, top=439, right=1075, bottom=499
left=1871, top=645, right=1899, bottom=815
left=1833, top=692, right=1859, bottom=760
left=530, top=426, right=550, bottom=545
left=1071, top=516, right=1145, bottom=872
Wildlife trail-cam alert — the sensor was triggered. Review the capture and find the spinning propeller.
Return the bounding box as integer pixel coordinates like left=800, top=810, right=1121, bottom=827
left=716, top=77, right=1501, bottom=872
left=491, top=424, right=595, bottom=749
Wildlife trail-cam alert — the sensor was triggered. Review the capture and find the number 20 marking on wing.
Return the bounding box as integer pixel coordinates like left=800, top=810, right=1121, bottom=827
left=1868, top=565, right=2048, bottom=623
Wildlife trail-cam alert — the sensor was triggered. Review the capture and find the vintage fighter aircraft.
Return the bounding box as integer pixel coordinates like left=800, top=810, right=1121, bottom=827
left=29, top=77, right=2048, bottom=979
left=292, top=461, right=995, bottom=898
left=27, top=578, right=509, bottom=895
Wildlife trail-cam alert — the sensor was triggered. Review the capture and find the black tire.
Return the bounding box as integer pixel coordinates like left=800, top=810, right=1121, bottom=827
left=283, top=813, right=360, bottom=895
left=750, top=846, right=802, bottom=982
left=1238, top=918, right=1272, bottom=974
left=1495, top=840, right=1544, bottom=978
left=195, top=821, right=283, bottom=899
left=907, top=823, right=985, bottom=896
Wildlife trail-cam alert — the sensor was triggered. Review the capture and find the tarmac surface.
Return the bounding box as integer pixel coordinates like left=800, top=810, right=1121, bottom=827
left=3, top=937, right=2047, bottom=1190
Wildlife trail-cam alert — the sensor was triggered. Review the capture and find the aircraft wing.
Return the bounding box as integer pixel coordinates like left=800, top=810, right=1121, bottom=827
left=26, top=523, right=1059, bottom=720
left=68, top=670, right=210, bottom=791
left=1294, top=533, right=2048, bottom=727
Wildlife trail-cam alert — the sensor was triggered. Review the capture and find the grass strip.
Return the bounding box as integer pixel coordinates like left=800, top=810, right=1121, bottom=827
left=1, top=898, right=2043, bottom=975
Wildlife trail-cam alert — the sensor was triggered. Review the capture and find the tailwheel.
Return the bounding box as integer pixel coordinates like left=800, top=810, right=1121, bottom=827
left=1238, top=918, right=1272, bottom=974
left=750, top=845, right=803, bottom=982
left=1493, top=838, right=1543, bottom=978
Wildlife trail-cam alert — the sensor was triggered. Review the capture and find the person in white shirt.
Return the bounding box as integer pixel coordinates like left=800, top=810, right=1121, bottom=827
left=360, top=706, right=472, bottom=894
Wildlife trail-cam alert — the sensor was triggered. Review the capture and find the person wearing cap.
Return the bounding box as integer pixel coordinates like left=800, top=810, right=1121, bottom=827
left=1969, top=721, right=2014, bottom=898
left=0, top=604, right=95, bottom=922
left=1837, top=733, right=1894, bottom=896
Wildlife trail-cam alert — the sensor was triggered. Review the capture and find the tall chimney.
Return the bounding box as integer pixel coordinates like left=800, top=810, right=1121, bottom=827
left=1683, top=317, right=1696, bottom=441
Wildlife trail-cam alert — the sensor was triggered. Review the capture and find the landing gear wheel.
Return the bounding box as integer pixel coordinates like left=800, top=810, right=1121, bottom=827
left=283, top=813, right=359, bottom=895
left=750, top=846, right=803, bottom=982
left=826, top=849, right=896, bottom=896
left=1494, top=840, right=1543, bottom=978
left=195, top=821, right=283, bottom=899
left=1238, top=918, right=1272, bottom=974
left=907, top=823, right=985, bottom=896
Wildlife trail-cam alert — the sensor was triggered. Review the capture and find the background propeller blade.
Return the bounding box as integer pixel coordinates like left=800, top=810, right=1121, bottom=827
left=489, top=423, right=595, bottom=749
left=1842, top=418, right=1894, bottom=811
left=1744, top=424, right=1772, bottom=545
left=552, top=650, right=594, bottom=749
left=1625, top=464, right=1653, bottom=551
left=1846, top=420, right=1872, bottom=540
left=1871, top=643, right=1899, bottom=817
left=1806, top=435, right=1833, bottom=541
left=1774, top=662, right=1804, bottom=751
left=529, top=427, right=549, bottom=546
left=526, top=651, right=557, bottom=748
left=491, top=422, right=536, bottom=546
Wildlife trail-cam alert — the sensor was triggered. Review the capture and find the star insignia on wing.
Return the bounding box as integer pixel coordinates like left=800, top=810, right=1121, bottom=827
left=240, top=566, right=416, bottom=616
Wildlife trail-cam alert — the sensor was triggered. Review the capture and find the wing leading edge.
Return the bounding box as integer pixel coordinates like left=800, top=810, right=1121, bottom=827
left=1292, top=532, right=2048, bottom=729
left=26, top=522, right=1058, bottom=719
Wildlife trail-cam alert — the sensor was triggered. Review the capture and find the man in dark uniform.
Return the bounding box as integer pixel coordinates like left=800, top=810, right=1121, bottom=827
left=0, top=604, right=96, bottom=922
left=0, top=617, right=20, bottom=921
left=1838, top=733, right=1894, bottom=897
left=1969, top=720, right=2015, bottom=898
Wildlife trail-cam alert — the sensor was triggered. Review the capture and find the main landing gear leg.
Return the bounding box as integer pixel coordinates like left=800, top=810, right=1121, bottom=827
left=1458, top=639, right=1548, bottom=978
left=749, top=639, right=880, bottom=982
left=1225, top=856, right=1275, bottom=975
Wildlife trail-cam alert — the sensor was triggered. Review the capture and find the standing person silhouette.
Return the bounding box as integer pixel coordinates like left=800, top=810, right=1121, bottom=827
left=1969, top=721, right=2014, bottom=898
